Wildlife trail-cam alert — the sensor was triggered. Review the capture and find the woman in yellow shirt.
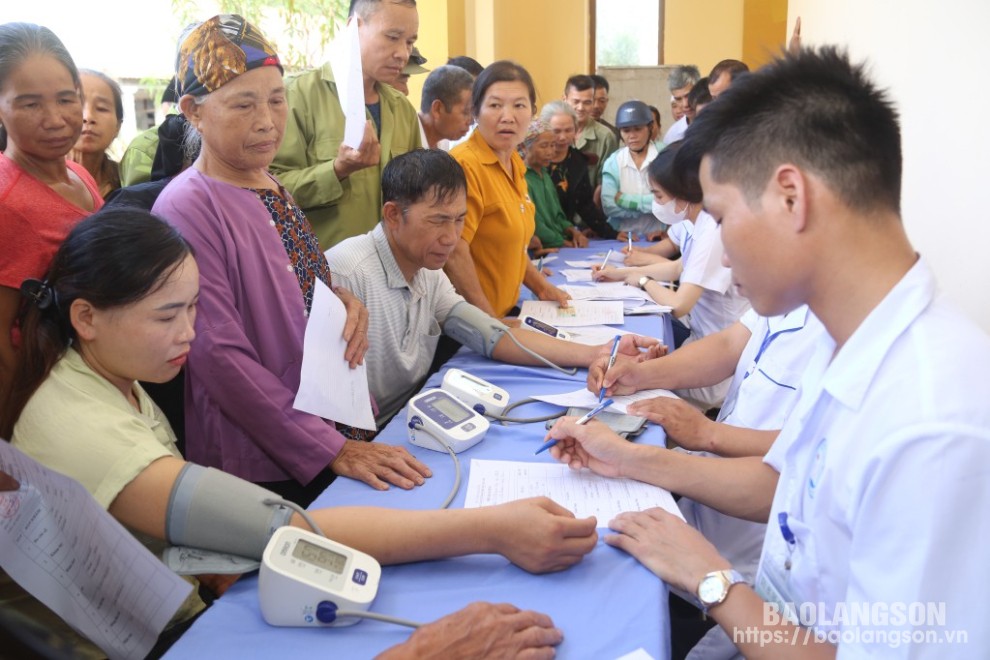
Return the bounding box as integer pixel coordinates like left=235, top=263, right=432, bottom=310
left=447, top=61, right=570, bottom=317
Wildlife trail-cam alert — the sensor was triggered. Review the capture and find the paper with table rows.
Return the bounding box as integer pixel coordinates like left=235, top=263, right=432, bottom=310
left=464, top=459, right=684, bottom=525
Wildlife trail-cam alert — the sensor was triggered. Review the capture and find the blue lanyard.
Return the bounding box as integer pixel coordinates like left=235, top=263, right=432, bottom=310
left=744, top=323, right=805, bottom=386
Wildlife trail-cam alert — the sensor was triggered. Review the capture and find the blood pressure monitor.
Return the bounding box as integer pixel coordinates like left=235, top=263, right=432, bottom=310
left=406, top=388, right=489, bottom=453
left=520, top=315, right=571, bottom=341
left=259, top=526, right=381, bottom=627
left=441, top=368, right=509, bottom=416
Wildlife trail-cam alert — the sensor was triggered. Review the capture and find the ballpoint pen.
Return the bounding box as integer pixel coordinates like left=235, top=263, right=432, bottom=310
left=535, top=398, right=614, bottom=454
left=599, top=334, right=622, bottom=402
left=600, top=249, right=613, bottom=270
left=536, top=255, right=544, bottom=273
left=628, top=233, right=633, bottom=253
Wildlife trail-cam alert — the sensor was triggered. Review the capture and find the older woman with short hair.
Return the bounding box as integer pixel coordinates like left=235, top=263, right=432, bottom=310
left=152, top=15, right=429, bottom=506
left=539, top=100, right=615, bottom=239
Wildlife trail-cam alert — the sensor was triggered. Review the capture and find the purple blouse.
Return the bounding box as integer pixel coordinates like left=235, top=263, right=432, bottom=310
left=153, top=168, right=345, bottom=484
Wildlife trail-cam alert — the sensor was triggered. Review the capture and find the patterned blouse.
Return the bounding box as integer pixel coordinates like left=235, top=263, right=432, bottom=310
left=252, top=186, right=331, bottom=315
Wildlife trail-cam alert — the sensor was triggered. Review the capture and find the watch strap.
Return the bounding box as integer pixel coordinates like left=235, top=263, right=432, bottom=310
left=699, top=569, right=746, bottom=614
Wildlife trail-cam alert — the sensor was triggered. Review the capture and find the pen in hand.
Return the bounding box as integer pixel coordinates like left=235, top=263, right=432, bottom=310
left=600, top=249, right=613, bottom=270
left=599, top=334, right=622, bottom=402
left=535, top=398, right=614, bottom=454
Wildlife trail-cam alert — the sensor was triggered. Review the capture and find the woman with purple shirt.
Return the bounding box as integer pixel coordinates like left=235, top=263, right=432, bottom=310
left=152, top=15, right=428, bottom=506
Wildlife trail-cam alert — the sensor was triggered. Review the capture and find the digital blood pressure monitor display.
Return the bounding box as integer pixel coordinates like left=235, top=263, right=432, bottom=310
left=292, top=538, right=347, bottom=574
left=429, top=393, right=473, bottom=426
left=259, top=527, right=381, bottom=627
left=407, top=388, right=489, bottom=453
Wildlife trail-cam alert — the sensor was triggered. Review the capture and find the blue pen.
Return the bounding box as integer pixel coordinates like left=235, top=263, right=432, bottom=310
left=535, top=398, right=614, bottom=454
left=778, top=512, right=796, bottom=545
left=599, top=334, right=622, bottom=402
left=536, top=255, right=544, bottom=272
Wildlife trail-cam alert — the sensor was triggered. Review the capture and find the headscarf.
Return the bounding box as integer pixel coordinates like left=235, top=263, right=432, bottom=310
left=176, top=14, right=282, bottom=97
left=522, top=117, right=552, bottom=148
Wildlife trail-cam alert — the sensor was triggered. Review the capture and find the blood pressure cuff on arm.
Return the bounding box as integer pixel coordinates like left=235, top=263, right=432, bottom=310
left=443, top=301, right=508, bottom=358
left=165, top=463, right=294, bottom=561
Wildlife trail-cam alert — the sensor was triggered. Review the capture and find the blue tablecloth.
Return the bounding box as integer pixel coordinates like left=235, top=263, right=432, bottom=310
left=167, top=242, right=674, bottom=659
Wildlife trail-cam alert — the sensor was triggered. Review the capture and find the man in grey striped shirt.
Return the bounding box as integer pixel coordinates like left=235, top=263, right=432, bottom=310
left=327, top=150, right=659, bottom=427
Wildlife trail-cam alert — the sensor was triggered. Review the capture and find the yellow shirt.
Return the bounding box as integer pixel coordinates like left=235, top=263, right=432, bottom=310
left=450, top=130, right=536, bottom=317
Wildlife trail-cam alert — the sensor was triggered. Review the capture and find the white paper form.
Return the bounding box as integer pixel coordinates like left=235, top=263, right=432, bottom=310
left=530, top=387, right=679, bottom=414
left=0, top=442, right=192, bottom=660
left=328, top=20, right=366, bottom=149
left=464, top=459, right=684, bottom=525
left=519, top=300, right=624, bottom=327
left=561, top=269, right=594, bottom=282
left=530, top=254, right=558, bottom=266
left=294, top=279, right=377, bottom=430
left=560, top=282, right=654, bottom=302
left=565, top=253, right=625, bottom=269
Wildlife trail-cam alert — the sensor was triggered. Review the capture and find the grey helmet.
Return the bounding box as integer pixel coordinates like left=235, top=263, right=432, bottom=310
left=615, top=100, right=652, bottom=129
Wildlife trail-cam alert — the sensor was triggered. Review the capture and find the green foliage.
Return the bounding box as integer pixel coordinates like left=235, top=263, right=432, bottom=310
left=170, top=0, right=348, bottom=70
left=598, top=33, right=639, bottom=67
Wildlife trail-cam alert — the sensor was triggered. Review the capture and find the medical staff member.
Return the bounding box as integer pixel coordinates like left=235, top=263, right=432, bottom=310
left=545, top=48, right=990, bottom=656
left=595, top=141, right=750, bottom=406
left=588, top=305, right=826, bottom=657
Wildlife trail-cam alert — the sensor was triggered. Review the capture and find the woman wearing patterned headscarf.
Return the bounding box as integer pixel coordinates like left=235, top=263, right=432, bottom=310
left=152, top=15, right=430, bottom=506
left=520, top=117, right=588, bottom=254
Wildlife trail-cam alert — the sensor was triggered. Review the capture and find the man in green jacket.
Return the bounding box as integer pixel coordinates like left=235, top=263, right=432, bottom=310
left=271, top=0, right=422, bottom=249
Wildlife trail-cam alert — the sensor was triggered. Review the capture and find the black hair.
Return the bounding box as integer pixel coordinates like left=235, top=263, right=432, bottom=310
left=564, top=74, right=594, bottom=94
left=79, top=69, right=124, bottom=124
left=0, top=22, right=80, bottom=151
left=648, top=141, right=703, bottom=204
left=686, top=47, right=902, bottom=213
left=381, top=149, right=466, bottom=209
left=0, top=209, right=193, bottom=438
left=420, top=65, right=474, bottom=114
left=649, top=105, right=661, bottom=127
left=447, top=55, right=484, bottom=77
left=708, top=59, right=749, bottom=84
left=349, top=0, right=416, bottom=19
left=687, top=77, right=711, bottom=110
left=472, top=60, right=537, bottom=117
left=589, top=74, right=610, bottom=93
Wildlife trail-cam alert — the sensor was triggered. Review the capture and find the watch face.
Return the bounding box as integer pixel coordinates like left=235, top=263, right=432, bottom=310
left=698, top=574, right=726, bottom=605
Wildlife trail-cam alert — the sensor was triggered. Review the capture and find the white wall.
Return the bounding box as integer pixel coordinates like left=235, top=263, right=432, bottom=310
left=789, top=0, right=990, bottom=332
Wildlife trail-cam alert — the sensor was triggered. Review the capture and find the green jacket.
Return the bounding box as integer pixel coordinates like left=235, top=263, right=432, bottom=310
left=526, top=166, right=574, bottom=249
left=270, top=62, right=422, bottom=249
left=119, top=125, right=159, bottom=187
left=574, top=119, right=618, bottom=190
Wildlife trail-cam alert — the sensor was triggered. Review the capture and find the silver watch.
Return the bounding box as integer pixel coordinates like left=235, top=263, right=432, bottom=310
left=697, top=569, right=746, bottom=613
left=637, top=275, right=654, bottom=290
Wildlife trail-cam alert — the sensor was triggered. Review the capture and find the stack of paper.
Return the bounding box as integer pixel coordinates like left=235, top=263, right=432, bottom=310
left=519, top=300, right=624, bottom=326
left=560, top=284, right=673, bottom=315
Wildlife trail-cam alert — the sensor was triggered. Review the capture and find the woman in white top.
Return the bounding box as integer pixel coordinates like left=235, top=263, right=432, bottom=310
left=594, top=141, right=749, bottom=406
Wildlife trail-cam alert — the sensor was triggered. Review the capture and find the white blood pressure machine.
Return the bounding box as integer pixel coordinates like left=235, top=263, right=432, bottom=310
left=441, top=368, right=509, bottom=417
left=406, top=387, right=489, bottom=453
left=259, top=526, right=381, bottom=627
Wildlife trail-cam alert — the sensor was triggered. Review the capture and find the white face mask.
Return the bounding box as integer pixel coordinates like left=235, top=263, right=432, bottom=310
left=652, top=198, right=690, bottom=225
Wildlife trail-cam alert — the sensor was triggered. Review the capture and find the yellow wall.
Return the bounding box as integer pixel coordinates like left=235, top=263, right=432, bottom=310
left=413, top=1, right=783, bottom=115
left=492, top=0, right=591, bottom=110
left=664, top=0, right=744, bottom=73
left=413, top=0, right=590, bottom=115
left=742, top=0, right=788, bottom=69
left=408, top=0, right=451, bottom=111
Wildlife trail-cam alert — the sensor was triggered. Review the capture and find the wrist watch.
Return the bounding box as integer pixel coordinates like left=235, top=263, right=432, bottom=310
left=697, top=569, right=746, bottom=613
left=637, top=275, right=654, bottom=290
